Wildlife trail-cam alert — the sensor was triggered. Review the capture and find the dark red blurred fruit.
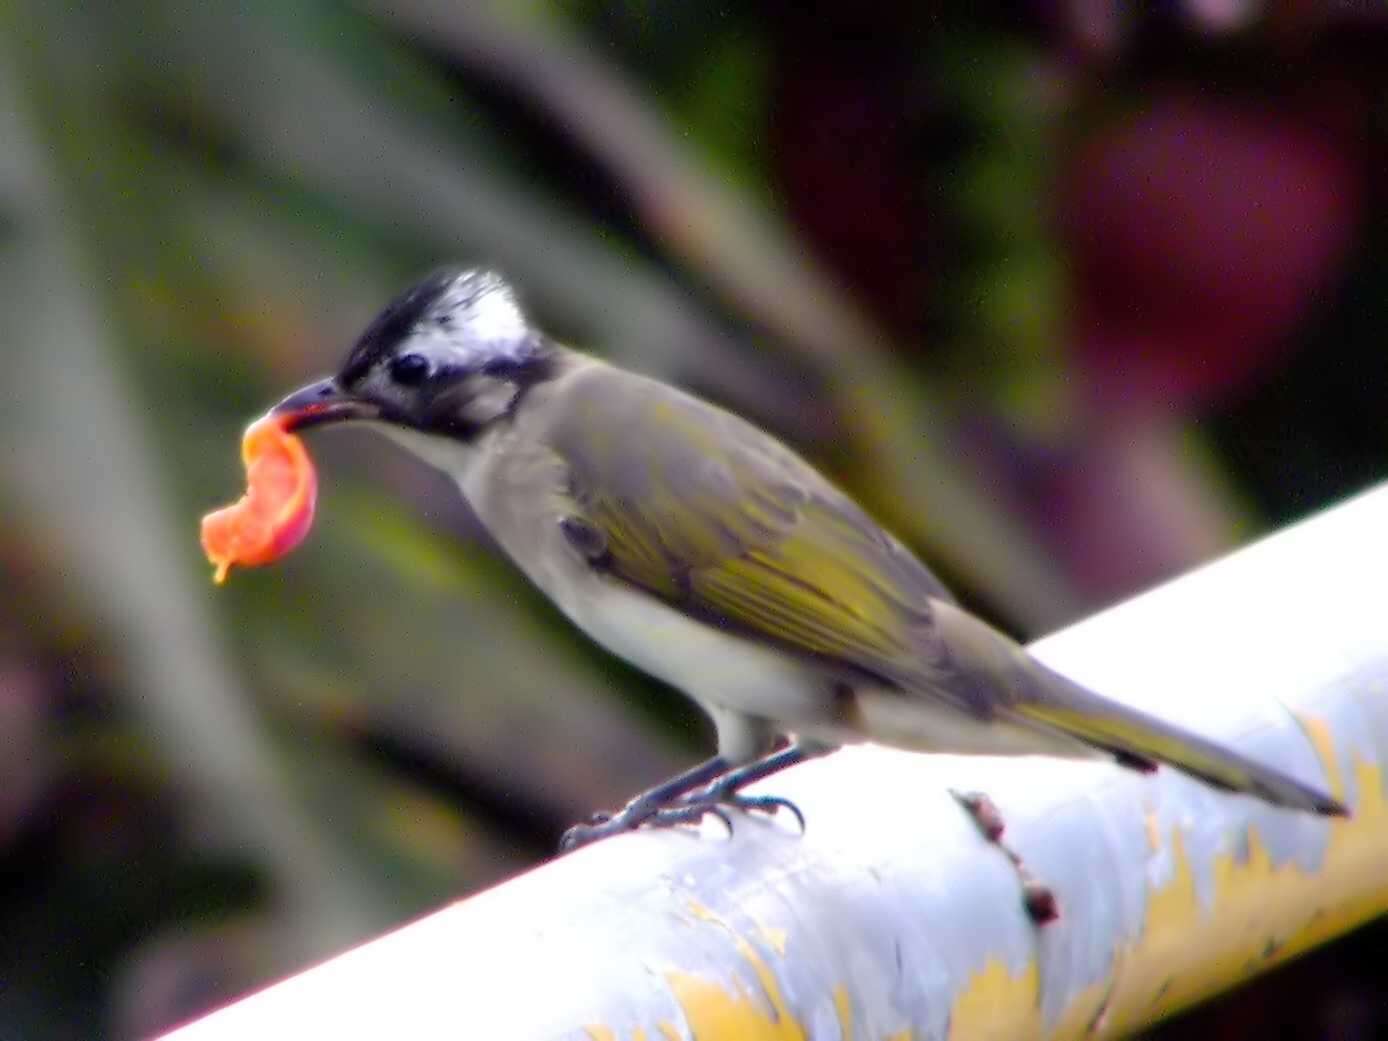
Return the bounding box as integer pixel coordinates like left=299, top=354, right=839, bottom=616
left=1060, top=92, right=1363, bottom=412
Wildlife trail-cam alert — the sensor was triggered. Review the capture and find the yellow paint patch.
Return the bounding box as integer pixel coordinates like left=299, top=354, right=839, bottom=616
left=834, top=985, right=853, bottom=1040
left=657, top=1024, right=682, bottom=1041
left=669, top=903, right=813, bottom=1039
left=1105, top=758, right=1384, bottom=1034
left=669, top=736, right=1383, bottom=1041
left=945, top=754, right=1386, bottom=1040
left=947, top=957, right=1040, bottom=1041
left=1298, top=714, right=1345, bottom=803
left=667, top=934, right=807, bottom=1040
left=1092, top=756, right=1385, bottom=1037
left=1270, top=760, right=1388, bottom=956
left=686, top=900, right=720, bottom=925
left=1048, top=975, right=1115, bottom=1040
left=585, top=1026, right=650, bottom=1040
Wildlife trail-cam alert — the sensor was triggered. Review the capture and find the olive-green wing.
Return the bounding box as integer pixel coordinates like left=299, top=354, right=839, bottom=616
left=544, top=367, right=1347, bottom=814
left=549, top=367, right=952, bottom=687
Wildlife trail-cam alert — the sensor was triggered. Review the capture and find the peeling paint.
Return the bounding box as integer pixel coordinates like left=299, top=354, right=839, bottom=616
left=605, top=740, right=1381, bottom=1041
left=686, top=901, right=719, bottom=925
left=833, top=985, right=853, bottom=1040
left=939, top=755, right=1387, bottom=1041
left=1298, top=714, right=1346, bottom=802
left=947, top=957, right=1040, bottom=1041
left=1042, top=972, right=1111, bottom=1041
left=761, top=926, right=790, bottom=956
left=1260, top=760, right=1386, bottom=956
left=585, top=1028, right=650, bottom=1041
left=666, top=905, right=876, bottom=1041
left=666, top=930, right=808, bottom=1039
left=1143, top=807, right=1161, bottom=853
left=1105, top=759, right=1383, bottom=1034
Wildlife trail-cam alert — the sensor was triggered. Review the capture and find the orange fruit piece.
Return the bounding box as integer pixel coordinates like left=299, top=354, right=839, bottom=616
left=201, top=414, right=318, bottom=584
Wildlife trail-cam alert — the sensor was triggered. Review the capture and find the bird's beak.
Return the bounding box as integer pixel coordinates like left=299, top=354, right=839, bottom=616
left=270, top=377, right=380, bottom=431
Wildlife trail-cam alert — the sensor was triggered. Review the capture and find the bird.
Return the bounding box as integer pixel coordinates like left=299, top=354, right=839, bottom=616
left=269, top=266, right=1346, bottom=868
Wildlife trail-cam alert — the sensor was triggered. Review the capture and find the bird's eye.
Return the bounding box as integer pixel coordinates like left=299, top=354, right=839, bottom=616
left=389, top=353, right=431, bottom=386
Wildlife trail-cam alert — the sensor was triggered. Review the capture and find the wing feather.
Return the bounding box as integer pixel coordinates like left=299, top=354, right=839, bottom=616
left=549, top=367, right=952, bottom=688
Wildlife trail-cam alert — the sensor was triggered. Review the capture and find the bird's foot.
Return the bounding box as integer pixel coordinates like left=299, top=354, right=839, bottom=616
left=557, top=791, right=796, bottom=851
left=949, top=788, right=1059, bottom=925
left=558, top=748, right=816, bottom=853
left=659, top=747, right=813, bottom=835
left=558, top=804, right=658, bottom=853
left=659, top=787, right=806, bottom=834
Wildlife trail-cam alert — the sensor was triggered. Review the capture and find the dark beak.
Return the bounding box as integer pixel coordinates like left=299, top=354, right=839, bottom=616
left=270, top=377, right=379, bottom=431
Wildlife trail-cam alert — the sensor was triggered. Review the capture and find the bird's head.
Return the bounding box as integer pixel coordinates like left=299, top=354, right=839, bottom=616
left=272, top=268, right=553, bottom=450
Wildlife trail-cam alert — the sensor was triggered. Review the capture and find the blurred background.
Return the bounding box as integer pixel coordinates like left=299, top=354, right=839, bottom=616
left=1, top=1, right=1385, bottom=1037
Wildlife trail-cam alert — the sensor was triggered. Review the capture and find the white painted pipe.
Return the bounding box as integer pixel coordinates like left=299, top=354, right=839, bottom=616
left=163, top=484, right=1388, bottom=1041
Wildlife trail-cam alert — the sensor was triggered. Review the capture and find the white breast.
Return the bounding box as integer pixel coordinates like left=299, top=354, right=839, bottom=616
left=379, top=395, right=827, bottom=735
left=562, top=575, right=821, bottom=725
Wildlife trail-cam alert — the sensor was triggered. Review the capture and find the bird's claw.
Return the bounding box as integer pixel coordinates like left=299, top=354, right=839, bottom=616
left=557, top=816, right=630, bottom=855
left=736, top=793, right=806, bottom=833
left=559, top=788, right=805, bottom=853
left=558, top=805, right=649, bottom=852
left=652, top=801, right=735, bottom=834
left=670, top=788, right=806, bottom=834
left=558, top=819, right=605, bottom=853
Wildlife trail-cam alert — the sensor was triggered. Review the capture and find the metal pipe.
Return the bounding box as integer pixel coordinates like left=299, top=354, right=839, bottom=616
left=163, top=484, right=1388, bottom=1041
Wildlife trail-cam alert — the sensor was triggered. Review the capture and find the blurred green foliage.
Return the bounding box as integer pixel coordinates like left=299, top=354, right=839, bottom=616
left=0, top=2, right=1385, bottom=1037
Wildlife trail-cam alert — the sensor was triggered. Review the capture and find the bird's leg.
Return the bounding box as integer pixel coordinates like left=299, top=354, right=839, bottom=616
left=658, top=741, right=834, bottom=831
left=950, top=789, right=1059, bottom=924
left=559, top=755, right=730, bottom=852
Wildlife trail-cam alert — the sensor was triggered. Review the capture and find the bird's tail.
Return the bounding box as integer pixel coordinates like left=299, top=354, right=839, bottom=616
left=1011, top=658, right=1347, bottom=816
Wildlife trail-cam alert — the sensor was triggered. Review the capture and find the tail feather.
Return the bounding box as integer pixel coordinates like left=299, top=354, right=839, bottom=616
left=1011, top=661, right=1347, bottom=817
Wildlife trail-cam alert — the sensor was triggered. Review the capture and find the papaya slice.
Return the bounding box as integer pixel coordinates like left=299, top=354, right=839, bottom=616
left=201, top=413, right=318, bottom=584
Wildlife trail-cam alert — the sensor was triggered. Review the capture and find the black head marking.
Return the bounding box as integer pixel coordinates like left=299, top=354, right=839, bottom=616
left=338, top=267, right=544, bottom=388
left=332, top=267, right=557, bottom=440
left=340, top=268, right=461, bottom=388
